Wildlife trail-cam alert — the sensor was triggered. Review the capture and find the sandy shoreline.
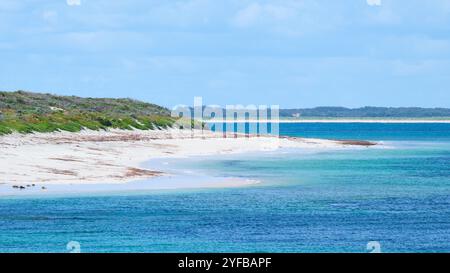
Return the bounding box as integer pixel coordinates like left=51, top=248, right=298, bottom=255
left=0, top=129, right=374, bottom=194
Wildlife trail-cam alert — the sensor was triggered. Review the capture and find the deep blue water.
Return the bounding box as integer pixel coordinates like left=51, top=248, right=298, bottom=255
left=1, top=123, right=450, bottom=253
left=280, top=122, right=450, bottom=141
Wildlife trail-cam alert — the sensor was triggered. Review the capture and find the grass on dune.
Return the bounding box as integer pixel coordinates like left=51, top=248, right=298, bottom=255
left=0, top=90, right=177, bottom=135
left=0, top=112, right=176, bottom=135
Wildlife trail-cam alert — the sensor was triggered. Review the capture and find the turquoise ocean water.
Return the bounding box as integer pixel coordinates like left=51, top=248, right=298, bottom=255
left=0, top=123, right=450, bottom=253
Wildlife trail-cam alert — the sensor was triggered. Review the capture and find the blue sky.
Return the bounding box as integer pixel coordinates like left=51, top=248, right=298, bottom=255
left=1, top=0, right=450, bottom=108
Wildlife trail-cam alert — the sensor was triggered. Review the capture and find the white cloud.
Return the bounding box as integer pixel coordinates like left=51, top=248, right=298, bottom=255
left=367, top=0, right=382, bottom=7
left=233, top=3, right=262, bottom=27
left=42, top=10, right=57, bottom=23
left=391, top=60, right=440, bottom=76
left=233, top=2, right=296, bottom=28
left=67, top=0, right=81, bottom=6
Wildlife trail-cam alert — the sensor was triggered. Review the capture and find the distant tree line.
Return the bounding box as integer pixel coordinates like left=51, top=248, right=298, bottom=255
left=280, top=107, right=450, bottom=118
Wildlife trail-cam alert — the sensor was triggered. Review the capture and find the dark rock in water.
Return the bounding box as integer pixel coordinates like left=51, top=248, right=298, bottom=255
left=19, top=186, right=26, bottom=190
left=32, top=184, right=36, bottom=187
left=41, top=186, right=47, bottom=190
left=337, top=140, right=377, bottom=146
left=12, top=185, right=19, bottom=189
left=279, top=136, right=377, bottom=147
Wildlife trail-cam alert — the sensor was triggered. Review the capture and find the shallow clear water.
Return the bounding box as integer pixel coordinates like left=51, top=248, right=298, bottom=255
left=1, top=123, right=450, bottom=253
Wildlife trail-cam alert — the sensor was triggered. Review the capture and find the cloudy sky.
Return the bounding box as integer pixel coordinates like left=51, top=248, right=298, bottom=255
left=1, top=0, right=450, bottom=108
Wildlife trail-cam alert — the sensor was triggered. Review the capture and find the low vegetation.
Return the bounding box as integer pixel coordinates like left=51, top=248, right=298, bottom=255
left=0, top=91, right=175, bottom=135
left=281, top=106, right=450, bottom=118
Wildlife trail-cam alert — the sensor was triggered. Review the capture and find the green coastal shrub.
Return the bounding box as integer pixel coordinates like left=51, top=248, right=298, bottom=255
left=0, top=91, right=176, bottom=135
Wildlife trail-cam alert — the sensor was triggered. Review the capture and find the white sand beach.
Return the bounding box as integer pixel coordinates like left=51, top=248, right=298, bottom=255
left=0, top=129, right=375, bottom=193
